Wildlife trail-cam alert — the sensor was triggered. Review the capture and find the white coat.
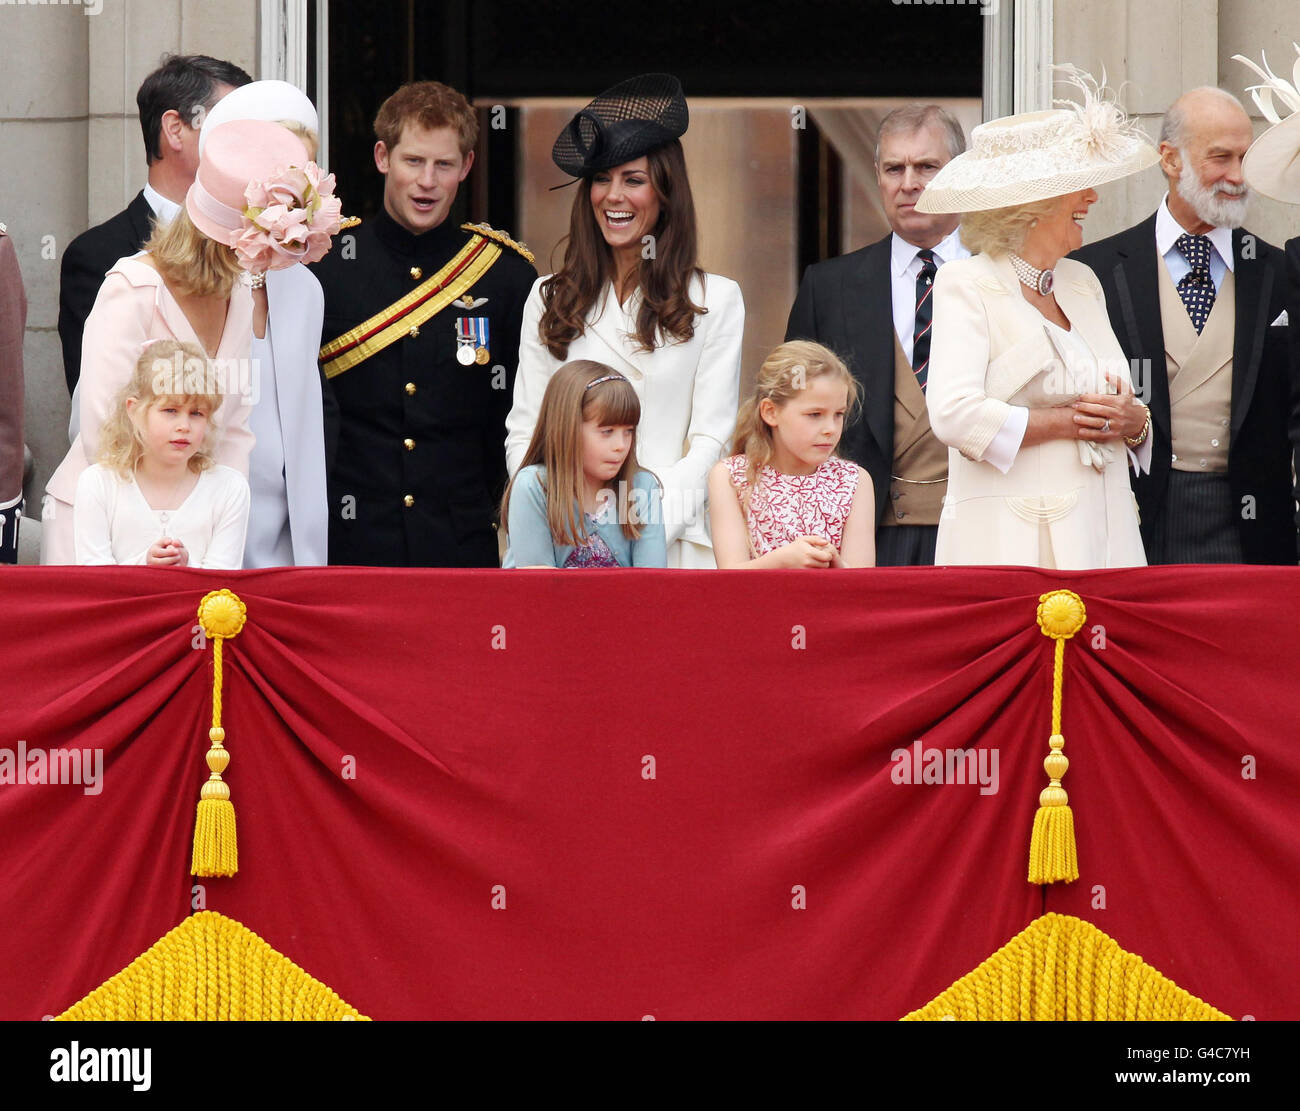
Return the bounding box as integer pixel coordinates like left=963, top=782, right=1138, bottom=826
left=925, top=252, right=1147, bottom=569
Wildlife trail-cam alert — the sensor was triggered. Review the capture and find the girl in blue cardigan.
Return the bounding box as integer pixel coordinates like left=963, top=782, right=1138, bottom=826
left=502, top=360, right=666, bottom=568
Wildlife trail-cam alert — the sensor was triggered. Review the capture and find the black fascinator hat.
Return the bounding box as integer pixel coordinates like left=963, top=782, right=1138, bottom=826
left=551, top=73, right=689, bottom=178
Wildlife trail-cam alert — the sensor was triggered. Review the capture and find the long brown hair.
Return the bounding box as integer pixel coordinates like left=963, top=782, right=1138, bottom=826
left=502, top=360, right=649, bottom=546
left=538, top=140, right=705, bottom=358
left=731, top=340, right=860, bottom=498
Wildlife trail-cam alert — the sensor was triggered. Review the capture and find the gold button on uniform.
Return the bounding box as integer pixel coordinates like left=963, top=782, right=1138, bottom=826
left=404, top=495, right=414, bottom=507
left=410, top=266, right=422, bottom=280
left=404, top=438, right=415, bottom=451
left=405, top=382, right=416, bottom=395
left=408, top=325, right=420, bottom=339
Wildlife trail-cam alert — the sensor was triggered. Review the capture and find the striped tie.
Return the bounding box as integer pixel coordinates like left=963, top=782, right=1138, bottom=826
left=912, top=248, right=937, bottom=391
left=1175, top=233, right=1216, bottom=334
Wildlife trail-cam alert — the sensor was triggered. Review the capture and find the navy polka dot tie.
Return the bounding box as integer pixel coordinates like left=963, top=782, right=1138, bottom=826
left=1175, top=233, right=1216, bottom=335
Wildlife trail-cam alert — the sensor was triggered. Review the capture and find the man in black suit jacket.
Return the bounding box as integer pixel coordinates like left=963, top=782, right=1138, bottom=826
left=785, top=105, right=968, bottom=565
left=57, top=54, right=250, bottom=394
left=1072, top=87, right=1298, bottom=564
left=1290, top=239, right=1300, bottom=438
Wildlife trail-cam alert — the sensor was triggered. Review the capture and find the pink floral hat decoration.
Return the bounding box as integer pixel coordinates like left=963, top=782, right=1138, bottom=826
left=186, top=119, right=343, bottom=272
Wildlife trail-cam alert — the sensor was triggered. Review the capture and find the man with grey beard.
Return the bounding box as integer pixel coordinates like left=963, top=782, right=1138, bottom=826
left=1073, top=87, right=1298, bottom=564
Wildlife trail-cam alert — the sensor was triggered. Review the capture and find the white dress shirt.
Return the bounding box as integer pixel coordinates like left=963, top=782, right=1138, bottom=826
left=1155, top=193, right=1233, bottom=291
left=891, top=226, right=969, bottom=365
left=142, top=182, right=182, bottom=227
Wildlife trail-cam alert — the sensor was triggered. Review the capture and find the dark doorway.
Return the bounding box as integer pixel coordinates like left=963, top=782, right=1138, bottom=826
left=325, top=0, right=982, bottom=238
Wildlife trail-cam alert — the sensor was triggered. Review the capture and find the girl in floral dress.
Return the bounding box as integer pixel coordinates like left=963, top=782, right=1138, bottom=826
left=709, top=340, right=874, bottom=568
left=501, top=360, right=666, bottom=568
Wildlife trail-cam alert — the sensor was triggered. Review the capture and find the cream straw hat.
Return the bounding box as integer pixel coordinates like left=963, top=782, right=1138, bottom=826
left=1235, top=46, right=1300, bottom=205
left=916, top=66, right=1159, bottom=214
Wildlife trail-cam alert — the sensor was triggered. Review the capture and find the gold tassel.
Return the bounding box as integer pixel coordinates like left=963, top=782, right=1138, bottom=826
left=191, top=590, right=247, bottom=878
left=1028, top=591, right=1086, bottom=884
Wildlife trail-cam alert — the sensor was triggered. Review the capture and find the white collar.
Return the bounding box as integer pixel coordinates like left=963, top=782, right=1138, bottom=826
left=143, top=182, right=183, bottom=227
left=890, top=226, right=966, bottom=277
left=1155, top=194, right=1235, bottom=272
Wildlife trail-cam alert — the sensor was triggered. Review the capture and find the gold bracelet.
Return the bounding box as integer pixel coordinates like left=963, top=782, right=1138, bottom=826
left=1125, top=406, right=1151, bottom=448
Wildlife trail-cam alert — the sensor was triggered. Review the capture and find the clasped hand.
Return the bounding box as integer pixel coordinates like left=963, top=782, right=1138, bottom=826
left=147, top=537, right=190, bottom=567
left=1071, top=372, right=1147, bottom=441
left=777, top=535, right=840, bottom=568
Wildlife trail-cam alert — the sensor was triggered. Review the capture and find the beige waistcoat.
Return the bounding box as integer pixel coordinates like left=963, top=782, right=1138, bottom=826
left=1156, top=260, right=1234, bottom=473
left=880, top=336, right=948, bottom=527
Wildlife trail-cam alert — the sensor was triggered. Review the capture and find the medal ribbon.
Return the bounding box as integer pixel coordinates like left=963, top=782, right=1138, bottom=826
left=320, top=236, right=502, bottom=378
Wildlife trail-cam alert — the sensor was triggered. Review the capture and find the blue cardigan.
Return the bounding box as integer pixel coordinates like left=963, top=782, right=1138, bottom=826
left=502, top=466, right=667, bottom=568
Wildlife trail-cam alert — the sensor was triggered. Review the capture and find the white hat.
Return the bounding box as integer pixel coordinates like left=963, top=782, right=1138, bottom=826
left=1235, top=46, right=1300, bottom=205
left=198, top=79, right=319, bottom=156
left=916, top=66, right=1159, bottom=214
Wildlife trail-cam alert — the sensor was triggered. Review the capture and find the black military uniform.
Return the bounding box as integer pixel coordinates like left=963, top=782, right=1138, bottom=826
left=311, top=207, right=536, bottom=566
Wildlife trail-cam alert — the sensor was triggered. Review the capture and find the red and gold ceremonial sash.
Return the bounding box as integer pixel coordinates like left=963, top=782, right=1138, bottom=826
left=319, top=234, right=503, bottom=379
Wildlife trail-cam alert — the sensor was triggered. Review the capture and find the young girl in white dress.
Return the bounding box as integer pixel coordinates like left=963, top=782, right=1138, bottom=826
left=709, top=341, right=875, bottom=569
left=74, top=339, right=250, bottom=568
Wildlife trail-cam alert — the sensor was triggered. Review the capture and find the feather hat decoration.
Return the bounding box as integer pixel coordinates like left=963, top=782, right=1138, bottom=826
left=1234, top=45, right=1300, bottom=204
left=917, top=64, right=1159, bottom=214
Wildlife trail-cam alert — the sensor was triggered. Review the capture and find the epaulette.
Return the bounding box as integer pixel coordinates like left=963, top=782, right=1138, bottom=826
left=461, top=221, right=535, bottom=265
left=339, top=215, right=362, bottom=230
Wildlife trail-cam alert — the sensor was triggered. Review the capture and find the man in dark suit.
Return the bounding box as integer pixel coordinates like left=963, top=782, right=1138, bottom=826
left=785, top=105, right=967, bottom=565
left=57, top=53, right=251, bottom=395
left=1073, top=87, right=1298, bottom=564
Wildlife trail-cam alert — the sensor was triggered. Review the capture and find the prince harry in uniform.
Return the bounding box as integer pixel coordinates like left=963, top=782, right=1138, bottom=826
left=312, top=81, right=536, bottom=566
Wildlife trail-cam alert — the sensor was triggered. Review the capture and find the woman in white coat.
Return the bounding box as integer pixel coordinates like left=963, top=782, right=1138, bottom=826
left=915, top=68, right=1157, bottom=569
left=197, top=80, right=335, bottom=567
left=505, top=74, right=744, bottom=568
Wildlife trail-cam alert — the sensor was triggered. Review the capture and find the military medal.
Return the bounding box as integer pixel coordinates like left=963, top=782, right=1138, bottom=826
left=455, top=317, right=477, bottom=365
left=456, top=315, right=491, bottom=365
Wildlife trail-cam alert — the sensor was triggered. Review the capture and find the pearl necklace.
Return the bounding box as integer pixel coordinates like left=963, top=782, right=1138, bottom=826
left=1009, top=253, right=1054, bottom=296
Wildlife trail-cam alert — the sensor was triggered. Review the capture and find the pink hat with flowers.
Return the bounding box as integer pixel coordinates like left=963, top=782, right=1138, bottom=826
left=185, top=118, right=343, bottom=272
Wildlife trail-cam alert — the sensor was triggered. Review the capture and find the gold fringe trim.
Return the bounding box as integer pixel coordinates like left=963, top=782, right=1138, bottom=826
left=56, top=911, right=369, bottom=1020
left=903, top=913, right=1232, bottom=1021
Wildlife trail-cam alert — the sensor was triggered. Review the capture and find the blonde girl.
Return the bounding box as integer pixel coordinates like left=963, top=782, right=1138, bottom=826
left=501, top=360, right=666, bottom=568
left=73, top=339, right=250, bottom=567
left=709, top=340, right=874, bottom=568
